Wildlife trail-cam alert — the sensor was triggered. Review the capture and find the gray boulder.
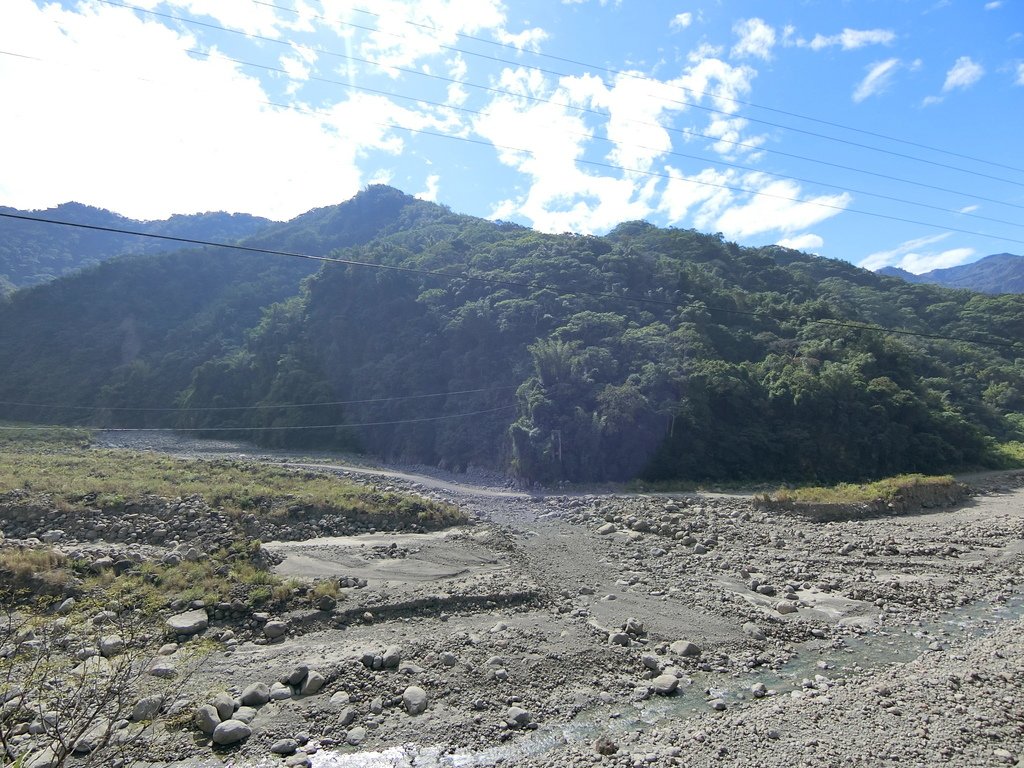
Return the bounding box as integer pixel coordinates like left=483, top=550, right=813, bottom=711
left=403, top=685, right=428, bottom=715
left=131, top=695, right=163, bottom=722
left=669, top=640, right=701, bottom=657
left=194, top=704, right=220, bottom=735
left=166, top=609, right=208, bottom=636
left=212, top=719, right=252, bottom=745
left=299, top=670, right=325, bottom=696
left=651, top=674, right=679, bottom=695
left=240, top=682, right=270, bottom=707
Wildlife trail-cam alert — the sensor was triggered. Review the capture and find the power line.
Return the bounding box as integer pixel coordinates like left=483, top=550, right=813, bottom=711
left=2, top=211, right=1021, bottom=352
left=0, top=385, right=518, bottom=412
left=176, top=47, right=1021, bottom=229
left=7, top=45, right=1020, bottom=223
left=377, top=119, right=1024, bottom=246
left=250, top=0, right=1024, bottom=179
left=99, top=0, right=1024, bottom=191
left=0, top=403, right=519, bottom=431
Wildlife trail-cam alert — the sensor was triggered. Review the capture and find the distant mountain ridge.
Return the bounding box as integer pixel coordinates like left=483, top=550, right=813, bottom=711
left=0, top=202, right=275, bottom=291
left=877, top=253, right=1024, bottom=294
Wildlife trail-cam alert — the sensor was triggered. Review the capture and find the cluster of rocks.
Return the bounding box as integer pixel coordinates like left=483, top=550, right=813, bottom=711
left=194, top=664, right=328, bottom=751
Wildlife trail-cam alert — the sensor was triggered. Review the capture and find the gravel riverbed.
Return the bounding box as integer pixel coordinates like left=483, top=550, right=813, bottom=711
left=5, top=433, right=1023, bottom=767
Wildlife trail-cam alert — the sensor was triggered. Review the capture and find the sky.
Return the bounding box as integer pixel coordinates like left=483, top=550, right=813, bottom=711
left=1, top=0, right=1022, bottom=273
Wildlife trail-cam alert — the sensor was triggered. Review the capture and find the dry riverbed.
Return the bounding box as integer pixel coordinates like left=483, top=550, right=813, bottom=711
left=3, top=437, right=1024, bottom=767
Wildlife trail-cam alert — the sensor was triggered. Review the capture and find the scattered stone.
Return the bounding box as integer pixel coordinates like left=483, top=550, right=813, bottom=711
left=131, top=695, right=163, bottom=722
left=212, top=719, right=252, bottom=746
left=742, top=622, right=767, bottom=641
left=99, top=635, right=125, bottom=658
left=505, top=706, right=533, bottom=728
left=670, top=640, right=701, bottom=657
left=776, top=601, right=797, bottom=615
left=166, top=609, right=208, bottom=637
left=212, top=692, right=235, bottom=722
left=403, top=685, right=428, bottom=715
left=263, top=620, right=288, bottom=640
left=382, top=646, right=402, bottom=669
left=651, top=674, right=679, bottom=696
left=346, top=726, right=367, bottom=746
left=271, top=738, right=299, bottom=755
left=240, top=682, right=271, bottom=707
left=270, top=682, right=293, bottom=701
left=194, top=704, right=220, bottom=735
left=300, top=670, right=326, bottom=696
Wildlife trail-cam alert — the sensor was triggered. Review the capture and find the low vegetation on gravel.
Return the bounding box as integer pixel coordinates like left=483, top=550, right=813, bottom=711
left=763, top=473, right=958, bottom=504
left=0, top=423, right=463, bottom=525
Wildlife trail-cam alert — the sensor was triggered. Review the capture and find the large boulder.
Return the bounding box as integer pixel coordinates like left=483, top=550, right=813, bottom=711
left=166, top=609, right=208, bottom=636
left=403, top=685, right=428, bottom=715
left=212, top=719, right=252, bottom=745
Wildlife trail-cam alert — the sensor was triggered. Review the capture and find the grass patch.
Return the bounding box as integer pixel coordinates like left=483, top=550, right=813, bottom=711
left=0, top=441, right=463, bottom=524
left=762, top=474, right=957, bottom=505
left=0, top=422, right=91, bottom=450
left=0, top=547, right=75, bottom=595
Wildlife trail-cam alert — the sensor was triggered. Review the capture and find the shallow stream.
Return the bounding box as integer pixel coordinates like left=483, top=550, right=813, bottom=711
left=312, top=589, right=1024, bottom=767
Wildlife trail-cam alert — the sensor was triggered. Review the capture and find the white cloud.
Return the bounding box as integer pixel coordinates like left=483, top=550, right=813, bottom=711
left=806, top=28, right=896, bottom=50
left=859, top=233, right=952, bottom=271
left=142, top=0, right=291, bottom=37
left=731, top=18, right=776, bottom=61
left=776, top=233, right=824, bottom=252
left=332, top=0, right=517, bottom=74
left=704, top=115, right=764, bottom=157
left=943, top=56, right=985, bottom=91
left=472, top=69, right=653, bottom=233
left=899, top=247, right=975, bottom=274
left=496, top=27, right=548, bottom=52
left=675, top=55, right=757, bottom=114
left=671, top=12, right=693, bottom=30
left=711, top=176, right=852, bottom=240
left=986, top=1, right=1003, bottom=8
left=853, top=58, right=901, bottom=102
left=0, top=0, right=454, bottom=220
left=1017, top=62, right=1024, bottom=86
left=958, top=204, right=980, bottom=214
left=416, top=174, right=441, bottom=202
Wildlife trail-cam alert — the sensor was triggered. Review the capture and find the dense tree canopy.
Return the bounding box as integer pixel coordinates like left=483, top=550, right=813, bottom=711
left=1, top=187, right=1021, bottom=484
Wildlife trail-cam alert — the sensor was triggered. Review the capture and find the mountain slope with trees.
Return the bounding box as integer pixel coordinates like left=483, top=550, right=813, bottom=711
left=1, top=187, right=1021, bottom=484
left=0, top=202, right=274, bottom=291
left=877, top=253, right=1024, bottom=294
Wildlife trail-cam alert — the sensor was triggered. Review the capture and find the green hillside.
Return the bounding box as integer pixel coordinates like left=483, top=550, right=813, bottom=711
left=1, top=187, right=1022, bottom=484
left=0, top=202, right=274, bottom=290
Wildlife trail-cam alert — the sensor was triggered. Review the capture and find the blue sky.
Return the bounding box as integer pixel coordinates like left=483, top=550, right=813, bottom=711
left=1, top=0, right=1022, bottom=272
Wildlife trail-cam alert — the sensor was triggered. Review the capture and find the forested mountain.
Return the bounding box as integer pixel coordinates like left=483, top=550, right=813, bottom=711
left=0, top=187, right=432, bottom=422
left=0, top=202, right=274, bottom=291
left=1, top=187, right=1022, bottom=484
left=877, top=253, right=1024, bottom=294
